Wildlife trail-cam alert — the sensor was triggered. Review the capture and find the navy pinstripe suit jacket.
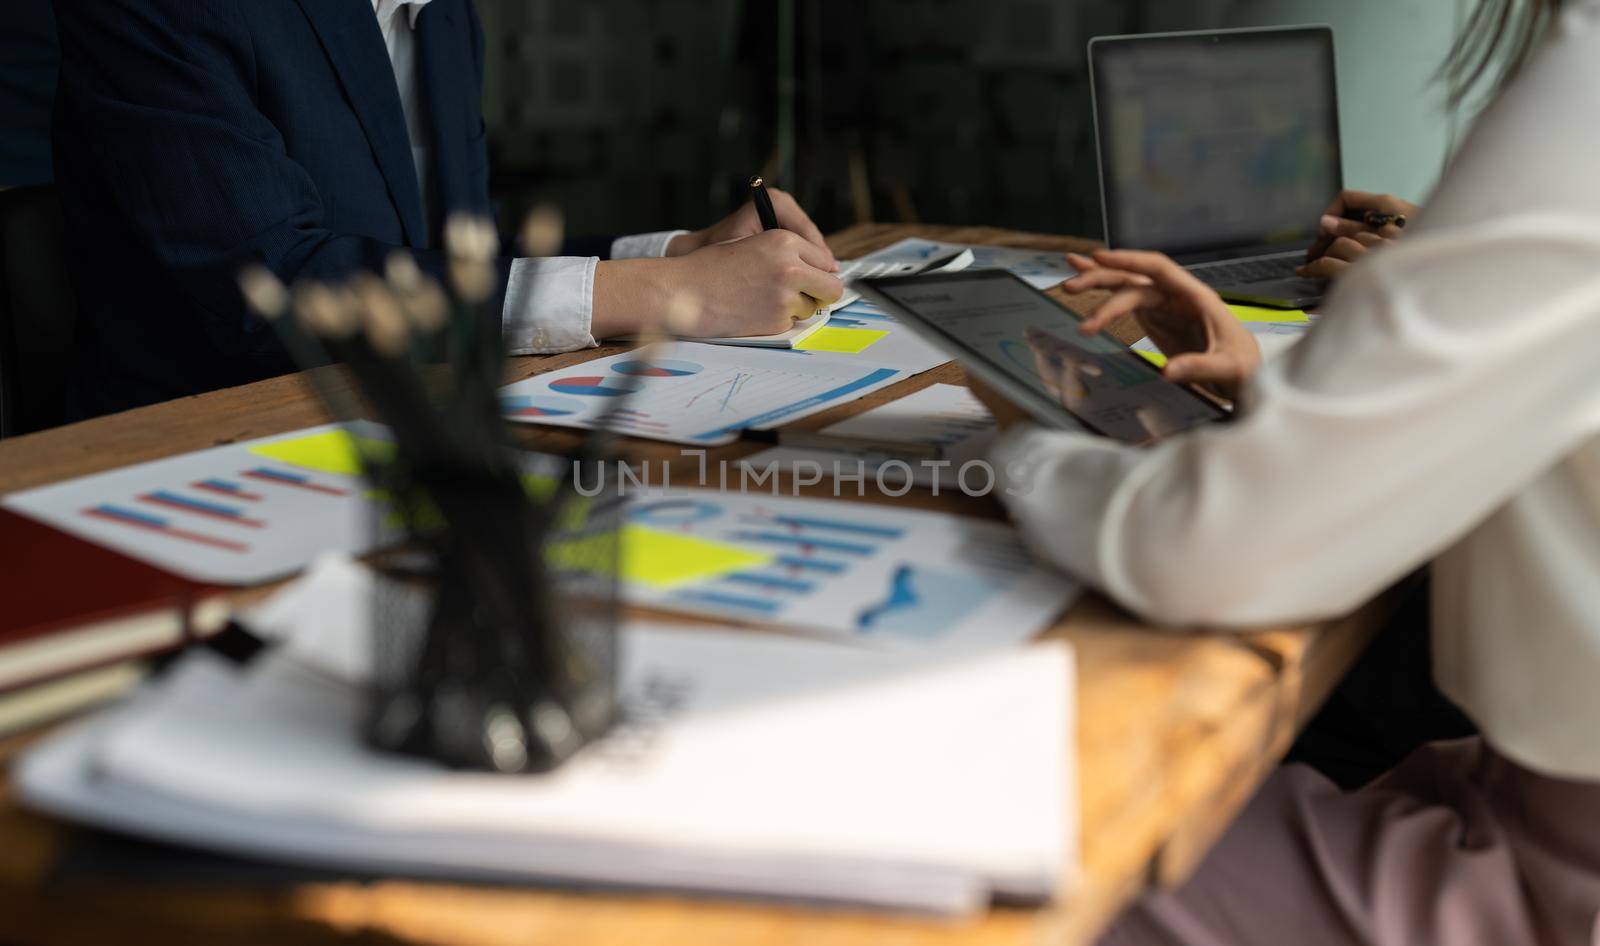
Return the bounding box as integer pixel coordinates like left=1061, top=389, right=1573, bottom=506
left=53, top=0, right=610, bottom=417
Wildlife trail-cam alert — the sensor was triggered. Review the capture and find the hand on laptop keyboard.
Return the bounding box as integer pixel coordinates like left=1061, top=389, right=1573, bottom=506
left=1191, top=257, right=1303, bottom=288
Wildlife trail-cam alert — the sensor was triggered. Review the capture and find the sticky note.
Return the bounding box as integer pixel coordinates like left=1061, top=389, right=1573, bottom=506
left=795, top=327, right=889, bottom=354
left=1134, top=349, right=1168, bottom=369
left=249, top=430, right=395, bottom=477
left=549, top=526, right=772, bottom=589
left=1228, top=304, right=1309, bottom=324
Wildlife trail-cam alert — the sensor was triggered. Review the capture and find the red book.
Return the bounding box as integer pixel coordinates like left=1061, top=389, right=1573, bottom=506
left=0, top=508, right=228, bottom=694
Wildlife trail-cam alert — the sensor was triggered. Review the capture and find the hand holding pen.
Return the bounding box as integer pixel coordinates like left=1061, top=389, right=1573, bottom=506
left=662, top=177, right=839, bottom=271
left=1299, top=189, right=1421, bottom=280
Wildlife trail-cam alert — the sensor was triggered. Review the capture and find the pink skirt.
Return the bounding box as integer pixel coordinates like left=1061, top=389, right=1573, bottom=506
left=1099, top=738, right=1600, bottom=946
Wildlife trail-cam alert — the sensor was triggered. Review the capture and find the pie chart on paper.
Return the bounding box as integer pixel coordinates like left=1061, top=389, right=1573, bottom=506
left=549, top=376, right=640, bottom=397
left=611, top=359, right=705, bottom=378
left=502, top=394, right=586, bottom=418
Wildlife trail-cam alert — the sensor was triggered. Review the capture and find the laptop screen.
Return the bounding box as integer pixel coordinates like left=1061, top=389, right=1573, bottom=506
left=1091, top=27, right=1342, bottom=262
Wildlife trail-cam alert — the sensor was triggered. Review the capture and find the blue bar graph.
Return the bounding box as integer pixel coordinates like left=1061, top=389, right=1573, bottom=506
left=721, top=572, right=817, bottom=594
left=673, top=590, right=783, bottom=615
left=729, top=532, right=877, bottom=556
left=766, top=515, right=904, bottom=539
left=773, top=555, right=849, bottom=574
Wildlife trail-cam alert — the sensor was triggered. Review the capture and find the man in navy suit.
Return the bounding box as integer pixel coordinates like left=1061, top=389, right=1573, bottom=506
left=53, top=0, right=842, bottom=417
left=0, top=0, right=56, bottom=187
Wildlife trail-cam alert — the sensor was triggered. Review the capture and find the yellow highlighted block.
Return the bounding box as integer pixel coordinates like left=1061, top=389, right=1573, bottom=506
left=249, top=429, right=394, bottom=477
left=549, top=526, right=772, bottom=589
left=795, top=327, right=889, bottom=354
left=1134, top=349, right=1168, bottom=369
left=1228, top=304, right=1309, bottom=323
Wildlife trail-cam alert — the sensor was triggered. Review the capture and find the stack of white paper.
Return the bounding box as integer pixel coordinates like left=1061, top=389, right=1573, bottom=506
left=18, top=565, right=1077, bottom=916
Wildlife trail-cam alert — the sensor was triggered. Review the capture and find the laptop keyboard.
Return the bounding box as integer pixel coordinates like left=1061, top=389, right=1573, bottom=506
left=1190, top=256, right=1303, bottom=287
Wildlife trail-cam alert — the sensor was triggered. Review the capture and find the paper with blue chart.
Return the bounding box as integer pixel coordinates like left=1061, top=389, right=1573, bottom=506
left=500, top=340, right=936, bottom=446
left=621, top=490, right=1079, bottom=653
left=0, top=422, right=572, bottom=587
left=0, top=423, right=396, bottom=585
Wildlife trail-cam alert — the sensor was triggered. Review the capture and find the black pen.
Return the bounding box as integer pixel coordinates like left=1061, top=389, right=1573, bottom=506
left=1346, top=210, right=1407, bottom=230
left=749, top=176, right=780, bottom=231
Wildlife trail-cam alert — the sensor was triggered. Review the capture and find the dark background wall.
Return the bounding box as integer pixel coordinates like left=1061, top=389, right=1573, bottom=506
left=478, top=0, right=1133, bottom=242
left=477, top=0, right=1467, bottom=245
left=2, top=0, right=1467, bottom=239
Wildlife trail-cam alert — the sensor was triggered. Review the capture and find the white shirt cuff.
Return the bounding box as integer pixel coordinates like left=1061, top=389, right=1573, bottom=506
left=501, top=256, right=599, bottom=355
left=610, top=230, right=690, bottom=259
left=990, top=422, right=1137, bottom=594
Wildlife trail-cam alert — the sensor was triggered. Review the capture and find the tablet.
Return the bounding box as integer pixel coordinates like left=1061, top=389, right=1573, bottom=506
left=858, top=269, right=1228, bottom=445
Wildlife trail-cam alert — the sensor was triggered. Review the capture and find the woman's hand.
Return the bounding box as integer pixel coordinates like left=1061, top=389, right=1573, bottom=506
left=1298, top=190, right=1420, bottom=280
left=666, top=186, right=839, bottom=271
left=1062, top=249, right=1260, bottom=401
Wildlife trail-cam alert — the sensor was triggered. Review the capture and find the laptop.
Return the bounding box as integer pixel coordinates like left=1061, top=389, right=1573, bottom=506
left=1089, top=26, right=1342, bottom=309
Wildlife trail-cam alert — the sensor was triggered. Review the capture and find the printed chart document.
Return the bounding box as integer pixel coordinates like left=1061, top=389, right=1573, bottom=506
left=750, top=383, right=997, bottom=491
left=739, top=445, right=966, bottom=490
left=799, top=298, right=951, bottom=372
left=501, top=342, right=909, bottom=446
left=828, top=245, right=976, bottom=311
left=0, top=424, right=395, bottom=585
left=616, top=490, right=1078, bottom=653
left=19, top=606, right=1078, bottom=916
left=784, top=382, right=996, bottom=459
left=860, top=238, right=1078, bottom=290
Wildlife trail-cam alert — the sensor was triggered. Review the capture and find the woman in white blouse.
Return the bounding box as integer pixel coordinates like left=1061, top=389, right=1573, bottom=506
left=975, top=1, right=1600, bottom=942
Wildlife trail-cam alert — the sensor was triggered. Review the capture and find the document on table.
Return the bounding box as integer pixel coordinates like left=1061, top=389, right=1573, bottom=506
left=829, top=244, right=976, bottom=310
left=804, top=382, right=995, bottom=456
left=18, top=579, right=1078, bottom=915
left=617, top=490, right=1078, bottom=653
left=797, top=299, right=951, bottom=372
left=0, top=424, right=572, bottom=587
left=0, top=423, right=391, bottom=585
left=857, top=237, right=1079, bottom=290
left=500, top=342, right=911, bottom=445
left=754, top=384, right=997, bottom=490
left=739, top=445, right=967, bottom=490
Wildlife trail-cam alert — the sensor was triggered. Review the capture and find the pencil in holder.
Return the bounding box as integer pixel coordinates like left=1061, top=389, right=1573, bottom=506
left=364, top=452, right=623, bottom=773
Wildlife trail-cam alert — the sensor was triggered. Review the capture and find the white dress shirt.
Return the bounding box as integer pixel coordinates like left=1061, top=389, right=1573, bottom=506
left=993, top=2, right=1600, bottom=780
left=369, top=0, right=685, bottom=354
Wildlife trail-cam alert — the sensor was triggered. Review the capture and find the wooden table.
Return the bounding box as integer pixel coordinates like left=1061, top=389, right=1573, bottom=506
left=0, top=224, right=1392, bottom=946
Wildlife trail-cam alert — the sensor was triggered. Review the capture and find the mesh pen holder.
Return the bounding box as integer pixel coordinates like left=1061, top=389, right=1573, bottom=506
left=363, top=452, right=622, bottom=774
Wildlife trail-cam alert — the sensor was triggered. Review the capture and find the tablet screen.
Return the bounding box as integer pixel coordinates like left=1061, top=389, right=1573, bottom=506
left=866, top=270, right=1226, bottom=443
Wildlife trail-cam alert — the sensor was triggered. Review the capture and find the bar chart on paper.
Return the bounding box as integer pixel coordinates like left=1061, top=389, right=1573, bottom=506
left=620, top=490, right=1079, bottom=654
left=1, top=424, right=392, bottom=585
left=501, top=343, right=908, bottom=445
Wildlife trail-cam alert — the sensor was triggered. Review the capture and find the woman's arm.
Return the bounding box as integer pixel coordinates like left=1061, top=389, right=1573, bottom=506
left=996, top=220, right=1600, bottom=628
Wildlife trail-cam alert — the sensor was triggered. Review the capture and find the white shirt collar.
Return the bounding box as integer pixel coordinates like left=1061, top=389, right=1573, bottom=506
left=373, top=0, right=433, bottom=29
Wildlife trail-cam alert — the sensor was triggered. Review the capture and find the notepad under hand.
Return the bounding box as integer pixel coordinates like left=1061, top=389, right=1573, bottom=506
left=692, top=247, right=975, bottom=350
left=692, top=307, right=834, bottom=349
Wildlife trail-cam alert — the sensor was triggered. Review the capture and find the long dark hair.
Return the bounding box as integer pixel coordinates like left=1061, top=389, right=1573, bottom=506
left=1443, top=0, right=1566, bottom=105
